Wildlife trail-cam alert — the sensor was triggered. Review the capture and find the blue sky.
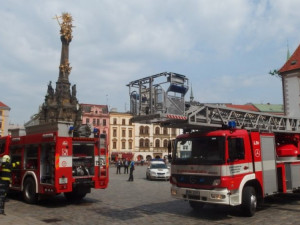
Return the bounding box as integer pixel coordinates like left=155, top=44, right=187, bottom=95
left=1, top=0, right=299, bottom=125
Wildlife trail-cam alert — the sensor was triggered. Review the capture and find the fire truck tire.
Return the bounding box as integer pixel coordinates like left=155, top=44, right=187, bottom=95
left=23, top=177, right=38, bottom=204
left=241, top=186, right=257, bottom=217
left=189, top=201, right=205, bottom=210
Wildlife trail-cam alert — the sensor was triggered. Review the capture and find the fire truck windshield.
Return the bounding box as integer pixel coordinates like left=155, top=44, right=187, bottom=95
left=174, top=136, right=225, bottom=165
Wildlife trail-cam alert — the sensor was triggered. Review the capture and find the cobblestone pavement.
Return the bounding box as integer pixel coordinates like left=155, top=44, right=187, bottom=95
left=2, top=165, right=300, bottom=224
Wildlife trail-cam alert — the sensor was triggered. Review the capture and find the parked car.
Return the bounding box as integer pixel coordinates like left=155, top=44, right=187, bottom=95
left=146, top=161, right=170, bottom=181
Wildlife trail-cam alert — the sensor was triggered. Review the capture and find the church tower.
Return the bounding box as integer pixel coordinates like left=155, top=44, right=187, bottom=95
left=279, top=44, right=300, bottom=117
left=38, top=13, right=81, bottom=125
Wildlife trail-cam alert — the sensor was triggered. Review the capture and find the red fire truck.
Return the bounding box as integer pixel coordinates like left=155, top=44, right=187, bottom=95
left=0, top=122, right=109, bottom=204
left=127, top=72, right=300, bottom=216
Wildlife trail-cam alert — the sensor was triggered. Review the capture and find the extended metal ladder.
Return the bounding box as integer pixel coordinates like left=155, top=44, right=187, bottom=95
left=128, top=73, right=300, bottom=133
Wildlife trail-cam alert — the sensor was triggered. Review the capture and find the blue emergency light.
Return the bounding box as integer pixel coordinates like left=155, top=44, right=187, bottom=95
left=93, top=128, right=99, bottom=133
left=228, top=120, right=236, bottom=129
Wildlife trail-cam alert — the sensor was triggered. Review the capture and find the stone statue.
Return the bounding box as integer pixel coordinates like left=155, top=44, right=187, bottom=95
left=72, top=84, right=77, bottom=97
left=47, top=81, right=54, bottom=97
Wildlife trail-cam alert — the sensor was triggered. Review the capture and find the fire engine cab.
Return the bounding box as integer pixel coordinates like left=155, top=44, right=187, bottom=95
left=0, top=122, right=109, bottom=204
left=127, top=72, right=300, bottom=216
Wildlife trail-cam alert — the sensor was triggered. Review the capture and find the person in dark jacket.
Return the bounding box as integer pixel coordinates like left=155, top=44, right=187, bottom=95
left=128, top=160, right=135, bottom=181
left=116, top=159, right=122, bottom=174
left=123, top=159, right=129, bottom=174
left=0, top=155, right=19, bottom=215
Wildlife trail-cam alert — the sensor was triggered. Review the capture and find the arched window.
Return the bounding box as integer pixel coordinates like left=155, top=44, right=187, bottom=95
left=139, top=139, right=144, bottom=147
left=155, top=127, right=160, bottom=135
left=145, top=126, right=149, bottom=134
left=163, top=139, right=168, bottom=148
left=139, top=126, right=144, bottom=134
left=155, top=139, right=160, bottom=148
left=163, top=127, right=168, bottom=135
left=145, top=139, right=150, bottom=147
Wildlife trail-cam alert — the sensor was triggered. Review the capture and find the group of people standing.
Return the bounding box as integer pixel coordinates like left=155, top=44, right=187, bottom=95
left=116, top=159, right=135, bottom=181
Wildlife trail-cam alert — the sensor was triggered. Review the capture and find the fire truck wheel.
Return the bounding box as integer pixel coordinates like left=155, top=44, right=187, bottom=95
left=23, top=177, right=38, bottom=204
left=189, top=201, right=205, bottom=211
left=242, top=186, right=257, bottom=217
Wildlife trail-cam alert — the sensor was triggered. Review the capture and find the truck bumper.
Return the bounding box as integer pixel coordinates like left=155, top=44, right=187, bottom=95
left=171, top=185, right=234, bottom=206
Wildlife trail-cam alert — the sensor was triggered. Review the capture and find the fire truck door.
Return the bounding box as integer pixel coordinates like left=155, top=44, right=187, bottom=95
left=260, top=135, right=277, bottom=195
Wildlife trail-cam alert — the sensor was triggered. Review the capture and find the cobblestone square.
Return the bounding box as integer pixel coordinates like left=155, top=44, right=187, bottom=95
left=2, top=165, right=300, bottom=224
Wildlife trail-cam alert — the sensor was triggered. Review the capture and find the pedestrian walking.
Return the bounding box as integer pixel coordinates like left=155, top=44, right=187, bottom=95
left=0, top=155, right=20, bottom=215
left=124, top=159, right=129, bottom=174
left=116, top=159, right=122, bottom=174
left=128, top=160, right=135, bottom=181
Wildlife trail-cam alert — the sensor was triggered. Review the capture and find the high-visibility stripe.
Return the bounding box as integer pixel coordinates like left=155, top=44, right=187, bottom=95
left=2, top=168, right=11, bottom=173
left=1, top=177, right=11, bottom=181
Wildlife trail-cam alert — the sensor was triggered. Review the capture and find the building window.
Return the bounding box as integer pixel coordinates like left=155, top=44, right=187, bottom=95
left=103, top=119, right=106, bottom=126
left=155, top=139, right=160, bottom=147
left=93, top=119, right=96, bottom=125
left=129, top=142, right=132, bottom=149
left=129, top=129, right=132, bottom=137
left=122, top=129, right=126, bottom=137
left=145, top=139, right=149, bottom=147
left=139, top=139, right=144, bottom=147
left=163, top=140, right=168, bottom=148
left=171, top=128, right=176, bottom=135
left=155, top=127, right=160, bottom=135
left=86, top=118, right=90, bottom=124
left=113, top=141, right=117, bottom=149
left=163, top=128, right=168, bottom=135
left=145, top=126, right=149, bottom=135
left=122, top=119, right=126, bottom=125
left=113, top=129, right=117, bottom=137
left=122, top=141, right=126, bottom=149
left=113, top=118, right=117, bottom=125
left=139, top=126, right=144, bottom=135
left=97, top=119, right=100, bottom=125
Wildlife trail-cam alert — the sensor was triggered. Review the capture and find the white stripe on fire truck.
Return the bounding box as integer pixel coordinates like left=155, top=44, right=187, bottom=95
left=173, top=163, right=259, bottom=177
left=59, top=156, right=72, bottom=168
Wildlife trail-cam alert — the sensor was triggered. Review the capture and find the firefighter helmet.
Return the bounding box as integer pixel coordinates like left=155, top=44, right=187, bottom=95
left=2, top=155, right=10, bottom=163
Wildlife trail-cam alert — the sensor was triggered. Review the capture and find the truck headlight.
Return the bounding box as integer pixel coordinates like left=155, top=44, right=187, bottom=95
left=211, top=193, right=226, bottom=199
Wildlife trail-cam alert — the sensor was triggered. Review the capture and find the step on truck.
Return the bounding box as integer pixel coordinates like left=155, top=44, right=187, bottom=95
left=127, top=72, right=300, bottom=216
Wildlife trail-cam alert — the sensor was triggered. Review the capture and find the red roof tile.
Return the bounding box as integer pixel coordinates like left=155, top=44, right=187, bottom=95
left=0, top=101, right=9, bottom=108
left=279, top=44, right=300, bottom=74
left=225, top=104, right=259, bottom=112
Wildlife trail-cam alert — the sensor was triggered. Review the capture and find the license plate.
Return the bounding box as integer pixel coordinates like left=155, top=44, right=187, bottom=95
left=59, top=177, right=68, bottom=184
left=186, top=190, right=200, bottom=196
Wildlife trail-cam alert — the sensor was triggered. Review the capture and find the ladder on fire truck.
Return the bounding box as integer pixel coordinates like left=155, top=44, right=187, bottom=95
left=127, top=72, right=300, bottom=133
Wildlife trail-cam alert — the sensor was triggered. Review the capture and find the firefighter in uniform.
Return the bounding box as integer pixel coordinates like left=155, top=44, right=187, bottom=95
left=0, top=155, right=19, bottom=215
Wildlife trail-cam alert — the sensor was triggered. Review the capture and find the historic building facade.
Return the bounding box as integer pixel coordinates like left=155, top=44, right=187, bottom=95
left=81, top=104, right=109, bottom=135
left=109, top=111, right=134, bottom=160
left=0, top=101, right=10, bottom=136
left=109, top=111, right=181, bottom=161
left=134, top=124, right=180, bottom=161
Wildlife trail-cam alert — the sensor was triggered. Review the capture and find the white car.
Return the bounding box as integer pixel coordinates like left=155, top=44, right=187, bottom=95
left=146, top=161, right=170, bottom=181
